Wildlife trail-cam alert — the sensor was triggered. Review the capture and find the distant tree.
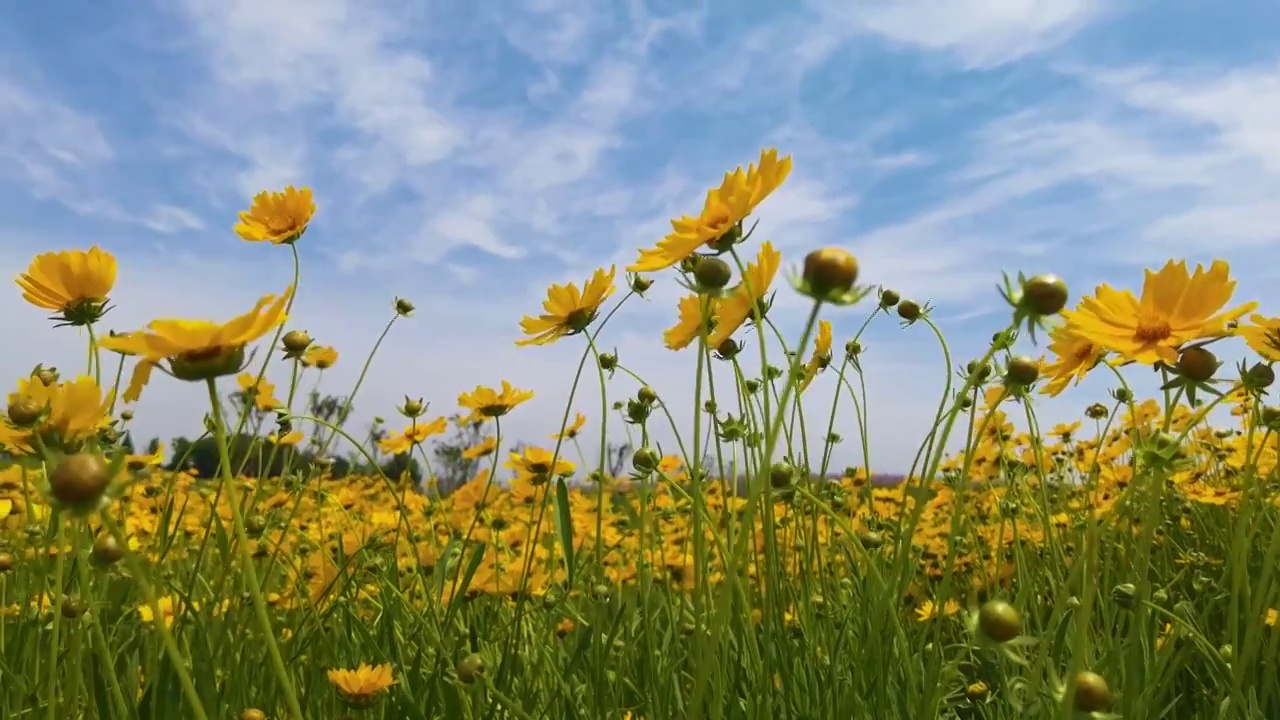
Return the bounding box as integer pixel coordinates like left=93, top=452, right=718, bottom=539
left=119, top=431, right=135, bottom=456
left=604, top=442, right=632, bottom=478
left=380, top=453, right=423, bottom=485
left=432, top=415, right=487, bottom=493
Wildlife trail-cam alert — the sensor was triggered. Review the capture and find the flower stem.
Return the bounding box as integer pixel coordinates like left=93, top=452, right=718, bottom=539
left=205, top=379, right=305, bottom=720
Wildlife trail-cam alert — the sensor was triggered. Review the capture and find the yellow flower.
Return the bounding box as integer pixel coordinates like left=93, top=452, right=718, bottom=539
left=458, top=381, right=533, bottom=422
left=914, top=598, right=960, bottom=622
left=707, top=241, right=781, bottom=348
left=628, top=149, right=792, bottom=273
left=517, top=267, right=617, bottom=346
left=137, top=596, right=186, bottom=628
left=100, top=288, right=292, bottom=397
left=799, top=320, right=833, bottom=392
left=236, top=372, right=282, bottom=411
left=267, top=430, right=304, bottom=446
left=378, top=417, right=447, bottom=455
left=552, top=412, right=587, bottom=440
left=1062, top=260, right=1255, bottom=365
left=16, top=246, right=117, bottom=326
left=2, top=376, right=113, bottom=454
left=1236, top=314, right=1280, bottom=362
left=664, top=294, right=718, bottom=351
left=301, top=345, right=339, bottom=369
left=505, top=446, right=575, bottom=484
left=462, top=436, right=498, bottom=460
left=234, top=185, right=316, bottom=244
left=1039, top=322, right=1106, bottom=397
left=326, top=663, right=396, bottom=707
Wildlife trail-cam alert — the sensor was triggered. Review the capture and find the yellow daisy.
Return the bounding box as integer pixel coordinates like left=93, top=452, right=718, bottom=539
left=517, top=266, right=616, bottom=346
left=234, top=185, right=316, bottom=244
left=16, top=246, right=117, bottom=326
left=100, top=287, right=292, bottom=399
left=707, top=241, right=781, bottom=348
left=628, top=149, right=792, bottom=273
left=1062, top=260, right=1255, bottom=365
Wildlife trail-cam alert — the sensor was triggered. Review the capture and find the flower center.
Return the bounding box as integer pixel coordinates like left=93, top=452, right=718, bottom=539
left=1072, top=342, right=1097, bottom=362
left=266, top=213, right=299, bottom=234
left=1134, top=317, right=1172, bottom=343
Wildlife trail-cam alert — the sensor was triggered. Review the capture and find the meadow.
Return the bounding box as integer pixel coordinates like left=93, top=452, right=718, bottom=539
left=2, top=149, right=1278, bottom=720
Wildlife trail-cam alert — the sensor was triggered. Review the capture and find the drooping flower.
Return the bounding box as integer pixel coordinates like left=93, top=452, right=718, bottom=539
left=1039, top=322, right=1107, bottom=397
left=552, top=412, right=587, bottom=440
left=517, top=266, right=616, bottom=346
left=1062, top=260, right=1255, bottom=365
left=1236, top=314, right=1280, bottom=362
left=16, top=247, right=117, bottom=326
left=301, top=345, right=339, bottom=369
left=628, top=149, right=792, bottom=273
left=799, top=320, right=833, bottom=393
left=378, top=417, right=447, bottom=455
left=236, top=372, right=282, bottom=411
left=462, top=436, right=498, bottom=460
left=505, top=446, right=575, bottom=484
left=458, top=381, right=533, bottom=422
left=267, top=430, right=303, bottom=446
left=664, top=294, right=718, bottom=351
left=707, top=241, right=781, bottom=348
left=234, top=186, right=316, bottom=244
left=100, top=288, right=292, bottom=400
left=326, top=663, right=396, bottom=708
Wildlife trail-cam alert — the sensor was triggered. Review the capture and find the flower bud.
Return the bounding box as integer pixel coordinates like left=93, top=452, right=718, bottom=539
left=394, top=297, right=415, bottom=316
left=1004, top=356, right=1040, bottom=386
left=1176, top=346, right=1218, bottom=382
left=35, top=367, right=59, bottom=386
left=878, top=289, right=900, bottom=308
left=599, top=353, right=617, bottom=370
left=1071, top=671, right=1112, bottom=713
left=977, top=599, right=1021, bottom=643
left=239, top=710, right=267, bottom=720
left=1020, top=274, right=1068, bottom=316
left=7, top=396, right=43, bottom=427
left=632, top=447, right=660, bottom=472
left=845, top=340, right=862, bottom=359
left=91, top=534, right=124, bottom=566
left=399, top=396, right=425, bottom=418
left=120, top=409, right=134, bottom=422
left=637, top=386, right=658, bottom=404
left=693, top=257, right=732, bottom=291
left=770, top=462, right=795, bottom=489
left=897, top=300, right=921, bottom=322
left=455, top=653, right=486, bottom=684
left=802, top=248, right=859, bottom=298
left=1111, top=583, right=1137, bottom=609
left=282, top=329, right=313, bottom=354
left=629, top=274, right=653, bottom=294
left=1246, top=362, right=1275, bottom=389
left=48, top=453, right=112, bottom=512
left=715, top=339, right=740, bottom=360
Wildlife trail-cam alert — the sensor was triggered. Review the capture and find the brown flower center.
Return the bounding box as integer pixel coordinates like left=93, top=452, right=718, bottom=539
left=266, top=213, right=300, bottom=235
left=1134, top=317, right=1172, bottom=343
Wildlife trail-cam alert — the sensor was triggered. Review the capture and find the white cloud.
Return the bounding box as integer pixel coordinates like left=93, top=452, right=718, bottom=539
left=143, top=204, right=206, bottom=234
left=0, top=70, right=122, bottom=217
left=837, top=0, right=1104, bottom=68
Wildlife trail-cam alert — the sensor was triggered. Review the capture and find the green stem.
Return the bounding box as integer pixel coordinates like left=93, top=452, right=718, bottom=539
left=205, top=379, right=305, bottom=720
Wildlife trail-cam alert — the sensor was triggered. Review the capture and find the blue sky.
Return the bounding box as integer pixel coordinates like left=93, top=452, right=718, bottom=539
left=3, top=0, right=1280, bottom=473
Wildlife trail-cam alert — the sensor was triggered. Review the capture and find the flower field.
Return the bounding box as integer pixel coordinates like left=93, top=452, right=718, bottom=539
left=2, top=149, right=1279, bottom=719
